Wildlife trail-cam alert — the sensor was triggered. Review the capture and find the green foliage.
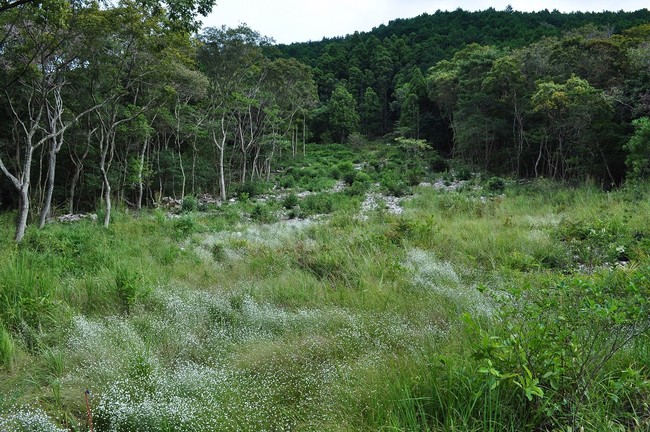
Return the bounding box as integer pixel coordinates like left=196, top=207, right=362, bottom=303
left=282, top=192, right=299, bottom=209
left=210, top=243, right=227, bottom=262
left=556, top=217, right=632, bottom=266
left=467, top=268, right=650, bottom=429
left=232, top=181, right=269, bottom=199
left=485, top=176, right=506, bottom=194
left=0, top=325, right=15, bottom=369
left=625, top=117, right=650, bottom=183
left=115, top=264, right=145, bottom=315
left=172, top=214, right=199, bottom=239
left=181, top=195, right=199, bottom=213
left=381, top=173, right=411, bottom=197
left=0, top=252, right=60, bottom=351
left=250, top=203, right=277, bottom=224
left=301, top=193, right=334, bottom=216
left=327, top=84, right=360, bottom=143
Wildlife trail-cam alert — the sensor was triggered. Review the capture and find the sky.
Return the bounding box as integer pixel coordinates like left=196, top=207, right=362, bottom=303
left=200, top=0, right=649, bottom=44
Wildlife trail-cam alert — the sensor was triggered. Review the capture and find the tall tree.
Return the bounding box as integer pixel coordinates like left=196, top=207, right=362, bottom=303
left=0, top=1, right=96, bottom=240
left=531, top=75, right=613, bottom=180
left=328, top=84, right=360, bottom=143
left=198, top=25, right=271, bottom=199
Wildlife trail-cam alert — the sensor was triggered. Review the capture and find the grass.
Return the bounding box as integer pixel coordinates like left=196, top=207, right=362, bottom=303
left=0, top=143, right=649, bottom=431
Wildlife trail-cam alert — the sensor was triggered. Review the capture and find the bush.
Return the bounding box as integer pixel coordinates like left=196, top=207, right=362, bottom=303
left=429, top=153, right=449, bottom=172
left=381, top=173, right=411, bottom=197
left=454, top=166, right=472, bottom=181
left=556, top=217, right=629, bottom=266
left=172, top=214, right=199, bottom=239
left=342, top=170, right=357, bottom=186
left=301, top=194, right=334, bottom=215
left=345, top=180, right=369, bottom=197
left=347, top=132, right=366, bottom=148
left=250, top=203, right=276, bottom=224
left=329, top=166, right=342, bottom=180
left=485, top=177, right=506, bottom=194
left=280, top=175, right=295, bottom=189
left=406, top=169, right=424, bottom=186
left=283, top=193, right=299, bottom=209
left=466, top=268, right=650, bottom=429
left=181, top=195, right=198, bottom=212
left=232, top=181, right=268, bottom=199
left=114, top=264, right=145, bottom=315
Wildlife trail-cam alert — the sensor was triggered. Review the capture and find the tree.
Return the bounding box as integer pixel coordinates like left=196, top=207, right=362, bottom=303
left=482, top=54, right=529, bottom=173
left=531, top=75, right=613, bottom=180
left=371, top=44, right=394, bottom=133
left=327, top=84, right=360, bottom=143
left=0, top=1, right=98, bottom=240
left=360, top=87, right=381, bottom=138
left=198, top=25, right=271, bottom=199
left=265, top=58, right=318, bottom=158
left=0, top=0, right=215, bottom=32
left=624, top=117, right=650, bottom=183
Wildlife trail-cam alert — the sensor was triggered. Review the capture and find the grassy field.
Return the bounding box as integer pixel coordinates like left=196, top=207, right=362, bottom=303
left=1, top=143, right=649, bottom=431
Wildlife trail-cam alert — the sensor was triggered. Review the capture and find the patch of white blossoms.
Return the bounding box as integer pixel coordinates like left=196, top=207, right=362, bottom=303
left=0, top=408, right=67, bottom=432
left=405, top=248, right=493, bottom=317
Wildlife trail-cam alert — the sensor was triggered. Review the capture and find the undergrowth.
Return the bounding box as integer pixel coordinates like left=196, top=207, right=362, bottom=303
left=0, top=143, right=649, bottom=431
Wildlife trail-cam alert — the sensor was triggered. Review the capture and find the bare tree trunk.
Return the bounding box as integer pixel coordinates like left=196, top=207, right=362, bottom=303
left=69, top=163, right=82, bottom=214
left=38, top=147, right=57, bottom=228
left=101, top=169, right=112, bottom=227
left=212, top=114, right=228, bottom=201
left=98, top=125, right=114, bottom=228
left=191, top=137, right=197, bottom=195
left=0, top=144, right=34, bottom=242
left=68, top=127, right=95, bottom=214
left=16, top=186, right=30, bottom=242
left=136, top=136, right=149, bottom=210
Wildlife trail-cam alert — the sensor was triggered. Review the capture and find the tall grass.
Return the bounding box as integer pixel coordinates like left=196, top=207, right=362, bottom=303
left=1, top=147, right=649, bottom=431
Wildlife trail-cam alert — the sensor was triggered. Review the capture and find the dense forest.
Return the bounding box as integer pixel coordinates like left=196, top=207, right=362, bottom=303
left=1, top=4, right=650, bottom=243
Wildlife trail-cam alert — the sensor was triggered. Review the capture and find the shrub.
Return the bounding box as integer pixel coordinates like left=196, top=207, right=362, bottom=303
left=466, top=268, right=650, bottom=429
left=283, top=193, right=299, bottom=209
left=280, top=175, right=295, bottom=189
left=429, top=153, right=449, bottom=172
left=381, top=174, right=411, bottom=197
left=406, top=169, right=424, bottom=186
left=181, top=195, right=198, bottom=212
left=115, top=264, right=144, bottom=314
left=301, top=194, right=334, bottom=215
left=233, top=181, right=267, bottom=199
left=486, top=176, right=506, bottom=194
left=347, top=132, right=366, bottom=148
left=455, top=167, right=472, bottom=181
left=172, top=214, right=199, bottom=239
left=342, top=170, right=357, bottom=186
left=250, top=203, right=276, bottom=224
left=556, top=217, right=629, bottom=266
left=329, top=166, right=342, bottom=180
left=345, top=181, right=369, bottom=197
left=210, top=243, right=227, bottom=262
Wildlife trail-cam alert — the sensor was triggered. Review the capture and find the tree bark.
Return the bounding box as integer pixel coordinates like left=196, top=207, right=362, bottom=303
left=38, top=147, right=57, bottom=228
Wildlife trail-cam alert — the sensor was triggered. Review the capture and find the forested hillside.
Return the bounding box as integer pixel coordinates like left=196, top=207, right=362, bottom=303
left=273, top=8, right=650, bottom=181
left=1, top=5, right=650, bottom=240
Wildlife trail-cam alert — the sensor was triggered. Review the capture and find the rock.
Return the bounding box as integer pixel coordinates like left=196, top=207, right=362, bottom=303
left=57, top=213, right=98, bottom=223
